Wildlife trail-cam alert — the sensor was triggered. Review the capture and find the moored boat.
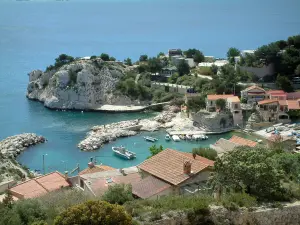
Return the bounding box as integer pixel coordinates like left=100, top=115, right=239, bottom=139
left=144, top=136, right=158, bottom=142
left=186, top=134, right=192, bottom=140
left=165, top=134, right=171, bottom=141
left=172, top=135, right=180, bottom=142
left=179, top=134, right=186, bottom=140
left=112, top=146, right=136, bottom=160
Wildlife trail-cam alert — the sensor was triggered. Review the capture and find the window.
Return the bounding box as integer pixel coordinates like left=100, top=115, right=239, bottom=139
left=234, top=104, right=238, bottom=109
left=80, top=179, right=85, bottom=189
left=210, top=101, right=212, bottom=106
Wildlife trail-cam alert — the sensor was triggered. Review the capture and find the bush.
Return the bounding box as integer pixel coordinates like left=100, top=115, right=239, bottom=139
left=221, top=192, right=257, bottom=210
left=187, top=97, right=206, bottom=112
left=90, top=55, right=97, bottom=59
left=101, top=184, right=133, bottom=205
left=100, top=53, right=110, bottom=61
left=54, top=200, right=132, bottom=225
left=197, top=66, right=213, bottom=75
left=192, top=148, right=217, bottom=160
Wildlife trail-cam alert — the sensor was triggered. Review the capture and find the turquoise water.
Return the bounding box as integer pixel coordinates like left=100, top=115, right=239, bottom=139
left=0, top=0, right=299, bottom=173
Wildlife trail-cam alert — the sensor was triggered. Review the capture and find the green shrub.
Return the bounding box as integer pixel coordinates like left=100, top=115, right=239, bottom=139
left=101, top=184, right=133, bottom=205
left=197, top=66, right=213, bottom=75
left=192, top=148, right=217, bottom=160
left=54, top=200, right=132, bottom=225
left=221, top=192, right=257, bottom=210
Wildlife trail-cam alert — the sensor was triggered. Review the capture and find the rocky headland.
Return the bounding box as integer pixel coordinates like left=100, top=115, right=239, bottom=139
left=27, top=58, right=142, bottom=110
left=0, top=133, right=46, bottom=182
left=78, top=107, right=201, bottom=151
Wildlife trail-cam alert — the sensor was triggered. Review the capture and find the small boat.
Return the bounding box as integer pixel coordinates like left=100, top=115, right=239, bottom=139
left=165, top=134, right=171, bottom=141
left=255, top=139, right=263, bottom=143
left=144, top=136, right=158, bottom=142
left=192, top=134, right=208, bottom=140
left=172, top=135, right=180, bottom=142
left=112, top=146, right=136, bottom=160
left=179, top=135, right=186, bottom=140
left=186, top=134, right=192, bottom=140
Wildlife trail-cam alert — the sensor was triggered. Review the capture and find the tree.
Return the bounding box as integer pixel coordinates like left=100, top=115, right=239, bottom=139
left=187, top=97, right=206, bottom=112
left=101, top=184, right=133, bottom=205
left=148, top=145, right=164, bottom=158
left=215, top=98, right=226, bottom=111
left=90, top=55, right=97, bottom=59
left=276, top=75, right=294, bottom=92
left=211, top=64, right=218, bottom=75
left=100, top=53, right=110, bottom=61
left=177, top=60, right=190, bottom=76
left=139, top=55, right=148, bottom=62
left=168, top=72, right=179, bottom=84
left=192, top=147, right=217, bottom=160
left=54, top=54, right=74, bottom=68
left=227, top=47, right=240, bottom=60
left=295, top=64, right=300, bottom=76
left=124, top=58, right=132, bottom=66
left=193, top=51, right=205, bottom=63
left=2, top=191, right=13, bottom=208
left=148, top=57, right=162, bottom=73
left=157, top=52, right=165, bottom=57
left=211, top=146, right=286, bottom=201
left=109, top=57, right=116, bottom=61
left=54, top=200, right=132, bottom=225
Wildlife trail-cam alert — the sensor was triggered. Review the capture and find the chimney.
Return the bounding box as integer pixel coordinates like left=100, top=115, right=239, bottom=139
left=64, top=171, right=68, bottom=179
left=183, top=161, right=192, bottom=175
left=88, top=157, right=94, bottom=168
left=192, top=153, right=197, bottom=159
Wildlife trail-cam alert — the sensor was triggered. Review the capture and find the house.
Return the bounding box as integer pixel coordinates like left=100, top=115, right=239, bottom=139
left=227, top=96, right=243, bottom=126
left=198, top=60, right=229, bottom=68
left=266, top=90, right=287, bottom=100
left=257, top=99, right=291, bottom=123
left=206, top=94, right=234, bottom=112
left=9, top=172, right=70, bottom=200
left=241, top=86, right=266, bottom=104
left=210, top=136, right=257, bottom=156
left=168, top=49, right=182, bottom=57
left=134, top=149, right=214, bottom=198
left=160, top=66, right=177, bottom=77
left=79, top=161, right=115, bottom=175
left=76, top=166, right=142, bottom=196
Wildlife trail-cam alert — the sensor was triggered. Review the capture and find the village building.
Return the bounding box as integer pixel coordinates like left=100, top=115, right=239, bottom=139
left=257, top=99, right=291, bottom=123
left=160, top=66, right=177, bottom=77
left=168, top=49, right=182, bottom=57
left=133, top=149, right=214, bottom=199
left=9, top=172, right=70, bottom=200
left=241, top=85, right=266, bottom=104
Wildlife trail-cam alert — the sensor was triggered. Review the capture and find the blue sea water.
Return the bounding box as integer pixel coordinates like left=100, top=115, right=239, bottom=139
left=0, top=0, right=299, bottom=173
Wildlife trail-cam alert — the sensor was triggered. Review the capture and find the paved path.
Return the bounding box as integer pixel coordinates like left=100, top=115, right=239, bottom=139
left=92, top=102, right=171, bottom=112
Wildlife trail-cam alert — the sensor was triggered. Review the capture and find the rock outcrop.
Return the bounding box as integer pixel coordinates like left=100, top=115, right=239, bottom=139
left=0, top=133, right=46, bottom=182
left=27, top=59, right=139, bottom=110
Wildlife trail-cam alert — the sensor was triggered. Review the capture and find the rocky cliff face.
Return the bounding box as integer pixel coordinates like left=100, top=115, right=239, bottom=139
left=27, top=58, right=136, bottom=110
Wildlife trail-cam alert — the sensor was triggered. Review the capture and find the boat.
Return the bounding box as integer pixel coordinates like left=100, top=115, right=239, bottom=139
left=186, top=134, right=192, bottom=140
left=165, top=134, right=171, bottom=141
left=172, top=135, right=180, bottom=142
left=192, top=134, right=208, bottom=140
left=112, top=146, right=136, bottom=160
left=255, top=139, right=263, bottom=143
left=144, top=136, right=158, bottom=142
left=179, top=135, right=186, bottom=140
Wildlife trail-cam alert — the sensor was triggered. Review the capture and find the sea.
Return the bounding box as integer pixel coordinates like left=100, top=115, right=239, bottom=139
left=0, top=0, right=299, bottom=173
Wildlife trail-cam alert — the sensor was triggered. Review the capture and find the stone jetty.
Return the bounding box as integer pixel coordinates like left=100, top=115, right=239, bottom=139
left=78, top=110, right=177, bottom=151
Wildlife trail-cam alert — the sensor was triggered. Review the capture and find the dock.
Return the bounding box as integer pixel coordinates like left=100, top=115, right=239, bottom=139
left=168, top=128, right=235, bottom=135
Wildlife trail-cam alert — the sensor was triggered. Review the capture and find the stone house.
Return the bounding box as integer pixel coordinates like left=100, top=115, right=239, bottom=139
left=133, top=149, right=214, bottom=199
left=160, top=66, right=177, bottom=77
left=257, top=99, right=291, bottom=123
left=168, top=49, right=182, bottom=57
left=206, top=94, right=234, bottom=112
left=241, top=85, right=266, bottom=104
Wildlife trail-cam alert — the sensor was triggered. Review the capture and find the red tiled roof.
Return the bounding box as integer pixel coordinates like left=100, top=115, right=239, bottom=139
left=180, top=152, right=215, bottom=166
left=227, top=96, right=240, bottom=103
left=244, top=85, right=265, bottom=92
left=132, top=175, right=171, bottom=199
left=10, top=172, right=70, bottom=199
left=207, top=94, right=233, bottom=101
left=267, top=90, right=286, bottom=94
left=279, top=100, right=288, bottom=106
left=258, top=99, right=279, bottom=105
left=138, top=149, right=212, bottom=185
left=229, top=136, right=257, bottom=147
left=287, top=100, right=300, bottom=110
left=79, top=165, right=116, bottom=175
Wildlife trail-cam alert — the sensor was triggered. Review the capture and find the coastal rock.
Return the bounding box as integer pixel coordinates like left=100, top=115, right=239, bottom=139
left=26, top=58, right=140, bottom=110
left=0, top=133, right=46, bottom=183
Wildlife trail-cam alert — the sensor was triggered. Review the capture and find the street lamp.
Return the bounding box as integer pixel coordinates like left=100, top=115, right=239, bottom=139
left=43, top=154, right=48, bottom=175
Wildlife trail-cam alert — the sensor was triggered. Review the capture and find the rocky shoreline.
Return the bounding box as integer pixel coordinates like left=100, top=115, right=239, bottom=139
left=78, top=107, right=202, bottom=151
left=0, top=133, right=46, bottom=182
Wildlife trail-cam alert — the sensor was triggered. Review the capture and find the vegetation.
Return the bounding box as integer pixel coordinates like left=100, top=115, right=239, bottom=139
left=276, top=74, right=294, bottom=92
left=177, top=60, right=190, bottom=76
left=139, top=55, right=148, bottom=62
left=100, top=53, right=110, bottom=61
left=184, top=48, right=205, bottom=63
left=54, top=200, right=132, bottom=225
left=192, top=147, right=217, bottom=160
left=187, top=97, right=206, bottom=112
left=46, top=54, right=74, bottom=71
left=148, top=144, right=164, bottom=158
left=227, top=47, right=240, bottom=62
left=101, top=184, right=134, bottom=205
left=124, top=57, right=132, bottom=66
left=215, top=98, right=226, bottom=111
left=147, top=57, right=162, bottom=73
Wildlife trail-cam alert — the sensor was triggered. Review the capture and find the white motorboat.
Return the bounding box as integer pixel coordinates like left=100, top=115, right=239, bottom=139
left=165, top=134, right=171, bottom=141
left=186, top=134, right=192, bottom=140
left=112, top=146, right=136, bottom=160
left=192, top=134, right=208, bottom=140
left=172, top=135, right=180, bottom=142
left=144, top=136, right=158, bottom=142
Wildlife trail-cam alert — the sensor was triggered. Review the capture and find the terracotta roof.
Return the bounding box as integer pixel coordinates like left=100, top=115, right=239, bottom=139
left=212, top=138, right=240, bottom=154
left=9, top=172, right=70, bottom=199
left=247, top=93, right=266, bottom=95
left=180, top=152, right=215, bottom=166
left=279, top=100, right=288, bottom=106
left=287, top=100, right=300, bottom=110
left=229, top=136, right=257, bottom=147
left=79, top=165, right=116, bottom=175
left=267, top=90, right=285, bottom=94
left=207, top=94, right=234, bottom=101
left=258, top=99, right=279, bottom=105
left=244, top=85, right=265, bottom=92
left=138, top=149, right=212, bottom=185
left=227, top=96, right=240, bottom=103
left=132, top=175, right=171, bottom=199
